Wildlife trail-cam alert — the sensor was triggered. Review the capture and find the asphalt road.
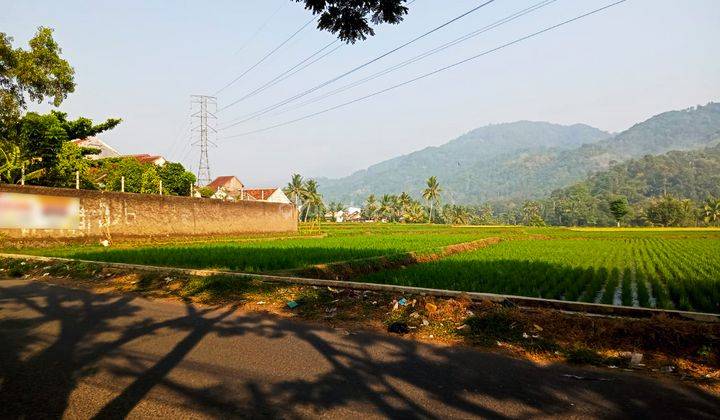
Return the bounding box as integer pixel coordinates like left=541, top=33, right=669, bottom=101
left=1, top=279, right=718, bottom=419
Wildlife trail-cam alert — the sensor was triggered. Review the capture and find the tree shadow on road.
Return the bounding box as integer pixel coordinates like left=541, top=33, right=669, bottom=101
left=1, top=280, right=718, bottom=419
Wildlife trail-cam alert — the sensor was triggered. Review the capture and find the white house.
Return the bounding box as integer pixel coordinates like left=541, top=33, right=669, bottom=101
left=71, top=137, right=120, bottom=159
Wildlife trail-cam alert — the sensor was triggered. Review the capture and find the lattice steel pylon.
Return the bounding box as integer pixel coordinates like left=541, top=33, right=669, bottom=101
left=190, top=95, right=217, bottom=186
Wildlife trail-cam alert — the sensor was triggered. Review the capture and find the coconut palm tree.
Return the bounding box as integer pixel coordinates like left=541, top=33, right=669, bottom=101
left=379, top=194, right=395, bottom=222
left=446, top=205, right=470, bottom=225
left=283, top=173, right=307, bottom=210
left=397, top=192, right=412, bottom=221
left=422, top=176, right=441, bottom=223
left=403, top=202, right=427, bottom=223
left=364, top=194, right=378, bottom=221
left=301, top=179, right=324, bottom=221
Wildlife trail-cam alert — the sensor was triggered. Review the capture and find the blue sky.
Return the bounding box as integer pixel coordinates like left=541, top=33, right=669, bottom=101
left=3, top=0, right=719, bottom=187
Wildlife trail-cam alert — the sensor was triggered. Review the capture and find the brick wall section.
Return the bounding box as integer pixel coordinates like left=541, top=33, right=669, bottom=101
left=0, top=184, right=297, bottom=238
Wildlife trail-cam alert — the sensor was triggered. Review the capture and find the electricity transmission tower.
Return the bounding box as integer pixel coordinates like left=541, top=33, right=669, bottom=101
left=190, top=95, right=217, bottom=186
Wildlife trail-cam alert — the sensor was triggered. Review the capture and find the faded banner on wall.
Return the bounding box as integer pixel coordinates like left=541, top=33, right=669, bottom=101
left=0, top=192, right=80, bottom=229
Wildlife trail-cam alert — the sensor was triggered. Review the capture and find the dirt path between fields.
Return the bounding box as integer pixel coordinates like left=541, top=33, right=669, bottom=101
left=288, top=236, right=503, bottom=280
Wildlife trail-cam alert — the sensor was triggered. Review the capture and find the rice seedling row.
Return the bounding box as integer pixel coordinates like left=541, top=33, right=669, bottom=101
left=361, top=236, right=720, bottom=314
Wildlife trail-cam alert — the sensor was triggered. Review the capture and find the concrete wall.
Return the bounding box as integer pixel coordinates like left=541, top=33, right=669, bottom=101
left=0, top=184, right=297, bottom=239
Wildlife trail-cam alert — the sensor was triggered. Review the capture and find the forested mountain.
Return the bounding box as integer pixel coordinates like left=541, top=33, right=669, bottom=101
left=319, top=102, right=720, bottom=205
left=319, top=121, right=610, bottom=204
left=538, top=144, right=720, bottom=226
left=568, top=144, right=720, bottom=204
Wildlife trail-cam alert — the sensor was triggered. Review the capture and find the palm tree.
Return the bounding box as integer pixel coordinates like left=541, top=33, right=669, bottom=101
left=301, top=179, right=323, bottom=222
left=422, top=176, right=441, bottom=223
left=397, top=192, right=412, bottom=221
left=403, top=202, right=427, bottom=223
left=379, top=194, right=395, bottom=222
left=283, top=174, right=306, bottom=210
left=0, top=142, right=43, bottom=184
left=364, top=194, right=378, bottom=221
left=447, top=205, right=470, bottom=225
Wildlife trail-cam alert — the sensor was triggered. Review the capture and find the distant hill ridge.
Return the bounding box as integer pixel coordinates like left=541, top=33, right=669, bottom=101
left=319, top=102, right=720, bottom=205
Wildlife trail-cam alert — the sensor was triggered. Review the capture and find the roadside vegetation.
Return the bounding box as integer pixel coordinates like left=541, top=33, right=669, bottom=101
left=1, top=257, right=718, bottom=388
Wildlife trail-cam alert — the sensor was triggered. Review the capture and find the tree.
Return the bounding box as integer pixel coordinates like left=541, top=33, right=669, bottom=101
left=422, top=176, right=441, bottom=223
left=397, top=192, right=411, bottom=220
left=44, top=141, right=94, bottom=188
left=402, top=201, right=427, bottom=223
left=446, top=205, right=470, bottom=225
left=140, top=165, right=161, bottom=194
left=95, top=157, right=146, bottom=193
left=283, top=173, right=307, bottom=209
left=0, top=27, right=75, bottom=129
left=473, top=204, right=495, bottom=225
left=301, top=179, right=325, bottom=221
left=645, top=195, right=693, bottom=227
left=702, top=197, right=720, bottom=226
left=295, top=0, right=410, bottom=43
left=378, top=194, right=395, bottom=221
left=158, top=162, right=196, bottom=196
left=1, top=111, right=120, bottom=185
left=363, top=194, right=378, bottom=221
left=609, top=196, right=630, bottom=227
left=196, top=186, right=215, bottom=198
left=522, top=201, right=545, bottom=226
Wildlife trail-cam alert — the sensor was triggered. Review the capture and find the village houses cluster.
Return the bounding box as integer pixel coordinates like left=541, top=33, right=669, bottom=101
left=74, top=137, right=291, bottom=204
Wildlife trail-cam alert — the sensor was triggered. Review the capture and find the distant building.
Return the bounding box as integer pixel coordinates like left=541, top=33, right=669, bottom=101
left=240, top=188, right=291, bottom=204
left=345, top=206, right=363, bottom=222
left=70, top=137, right=120, bottom=159
left=207, top=176, right=245, bottom=195
left=326, top=206, right=363, bottom=222
left=129, top=154, right=166, bottom=166
left=205, top=176, right=289, bottom=204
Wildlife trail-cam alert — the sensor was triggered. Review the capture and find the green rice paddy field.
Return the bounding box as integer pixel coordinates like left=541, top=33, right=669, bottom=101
left=6, top=224, right=720, bottom=313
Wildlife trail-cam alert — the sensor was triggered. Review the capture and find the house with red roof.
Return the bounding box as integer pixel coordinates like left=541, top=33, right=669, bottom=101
left=205, top=176, right=290, bottom=204
left=129, top=154, right=166, bottom=166
left=207, top=176, right=245, bottom=194
left=240, top=188, right=291, bottom=204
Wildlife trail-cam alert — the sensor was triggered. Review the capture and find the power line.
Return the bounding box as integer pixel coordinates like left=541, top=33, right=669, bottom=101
left=220, top=0, right=627, bottom=140
left=220, top=0, right=422, bottom=109
left=213, top=17, right=316, bottom=96
left=219, top=0, right=496, bottom=127
left=271, top=0, right=559, bottom=119
left=219, top=39, right=340, bottom=110
left=232, top=1, right=288, bottom=56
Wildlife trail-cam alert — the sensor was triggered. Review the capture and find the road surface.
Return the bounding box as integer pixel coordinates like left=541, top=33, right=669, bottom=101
left=1, top=279, right=718, bottom=419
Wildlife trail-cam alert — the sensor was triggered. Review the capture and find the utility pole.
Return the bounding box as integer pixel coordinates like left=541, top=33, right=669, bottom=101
left=190, top=95, right=217, bottom=186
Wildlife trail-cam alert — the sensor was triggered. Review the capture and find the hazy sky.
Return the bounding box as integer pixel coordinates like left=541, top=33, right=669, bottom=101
left=3, top=0, right=719, bottom=186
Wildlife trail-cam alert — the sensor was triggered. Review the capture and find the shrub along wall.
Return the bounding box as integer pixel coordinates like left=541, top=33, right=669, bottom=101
left=0, top=184, right=297, bottom=239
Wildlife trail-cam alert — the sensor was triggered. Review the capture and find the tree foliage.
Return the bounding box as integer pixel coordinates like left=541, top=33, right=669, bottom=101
left=0, top=111, right=120, bottom=184
left=296, top=0, right=410, bottom=43
left=87, top=157, right=194, bottom=196
left=0, top=27, right=75, bottom=127
left=609, top=197, right=630, bottom=226
left=645, top=195, right=695, bottom=227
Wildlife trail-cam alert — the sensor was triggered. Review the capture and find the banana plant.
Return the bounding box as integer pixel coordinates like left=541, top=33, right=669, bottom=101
left=0, top=142, right=43, bottom=184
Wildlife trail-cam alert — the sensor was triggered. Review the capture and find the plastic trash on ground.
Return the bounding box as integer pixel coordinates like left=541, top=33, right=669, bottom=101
left=388, top=322, right=410, bottom=334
